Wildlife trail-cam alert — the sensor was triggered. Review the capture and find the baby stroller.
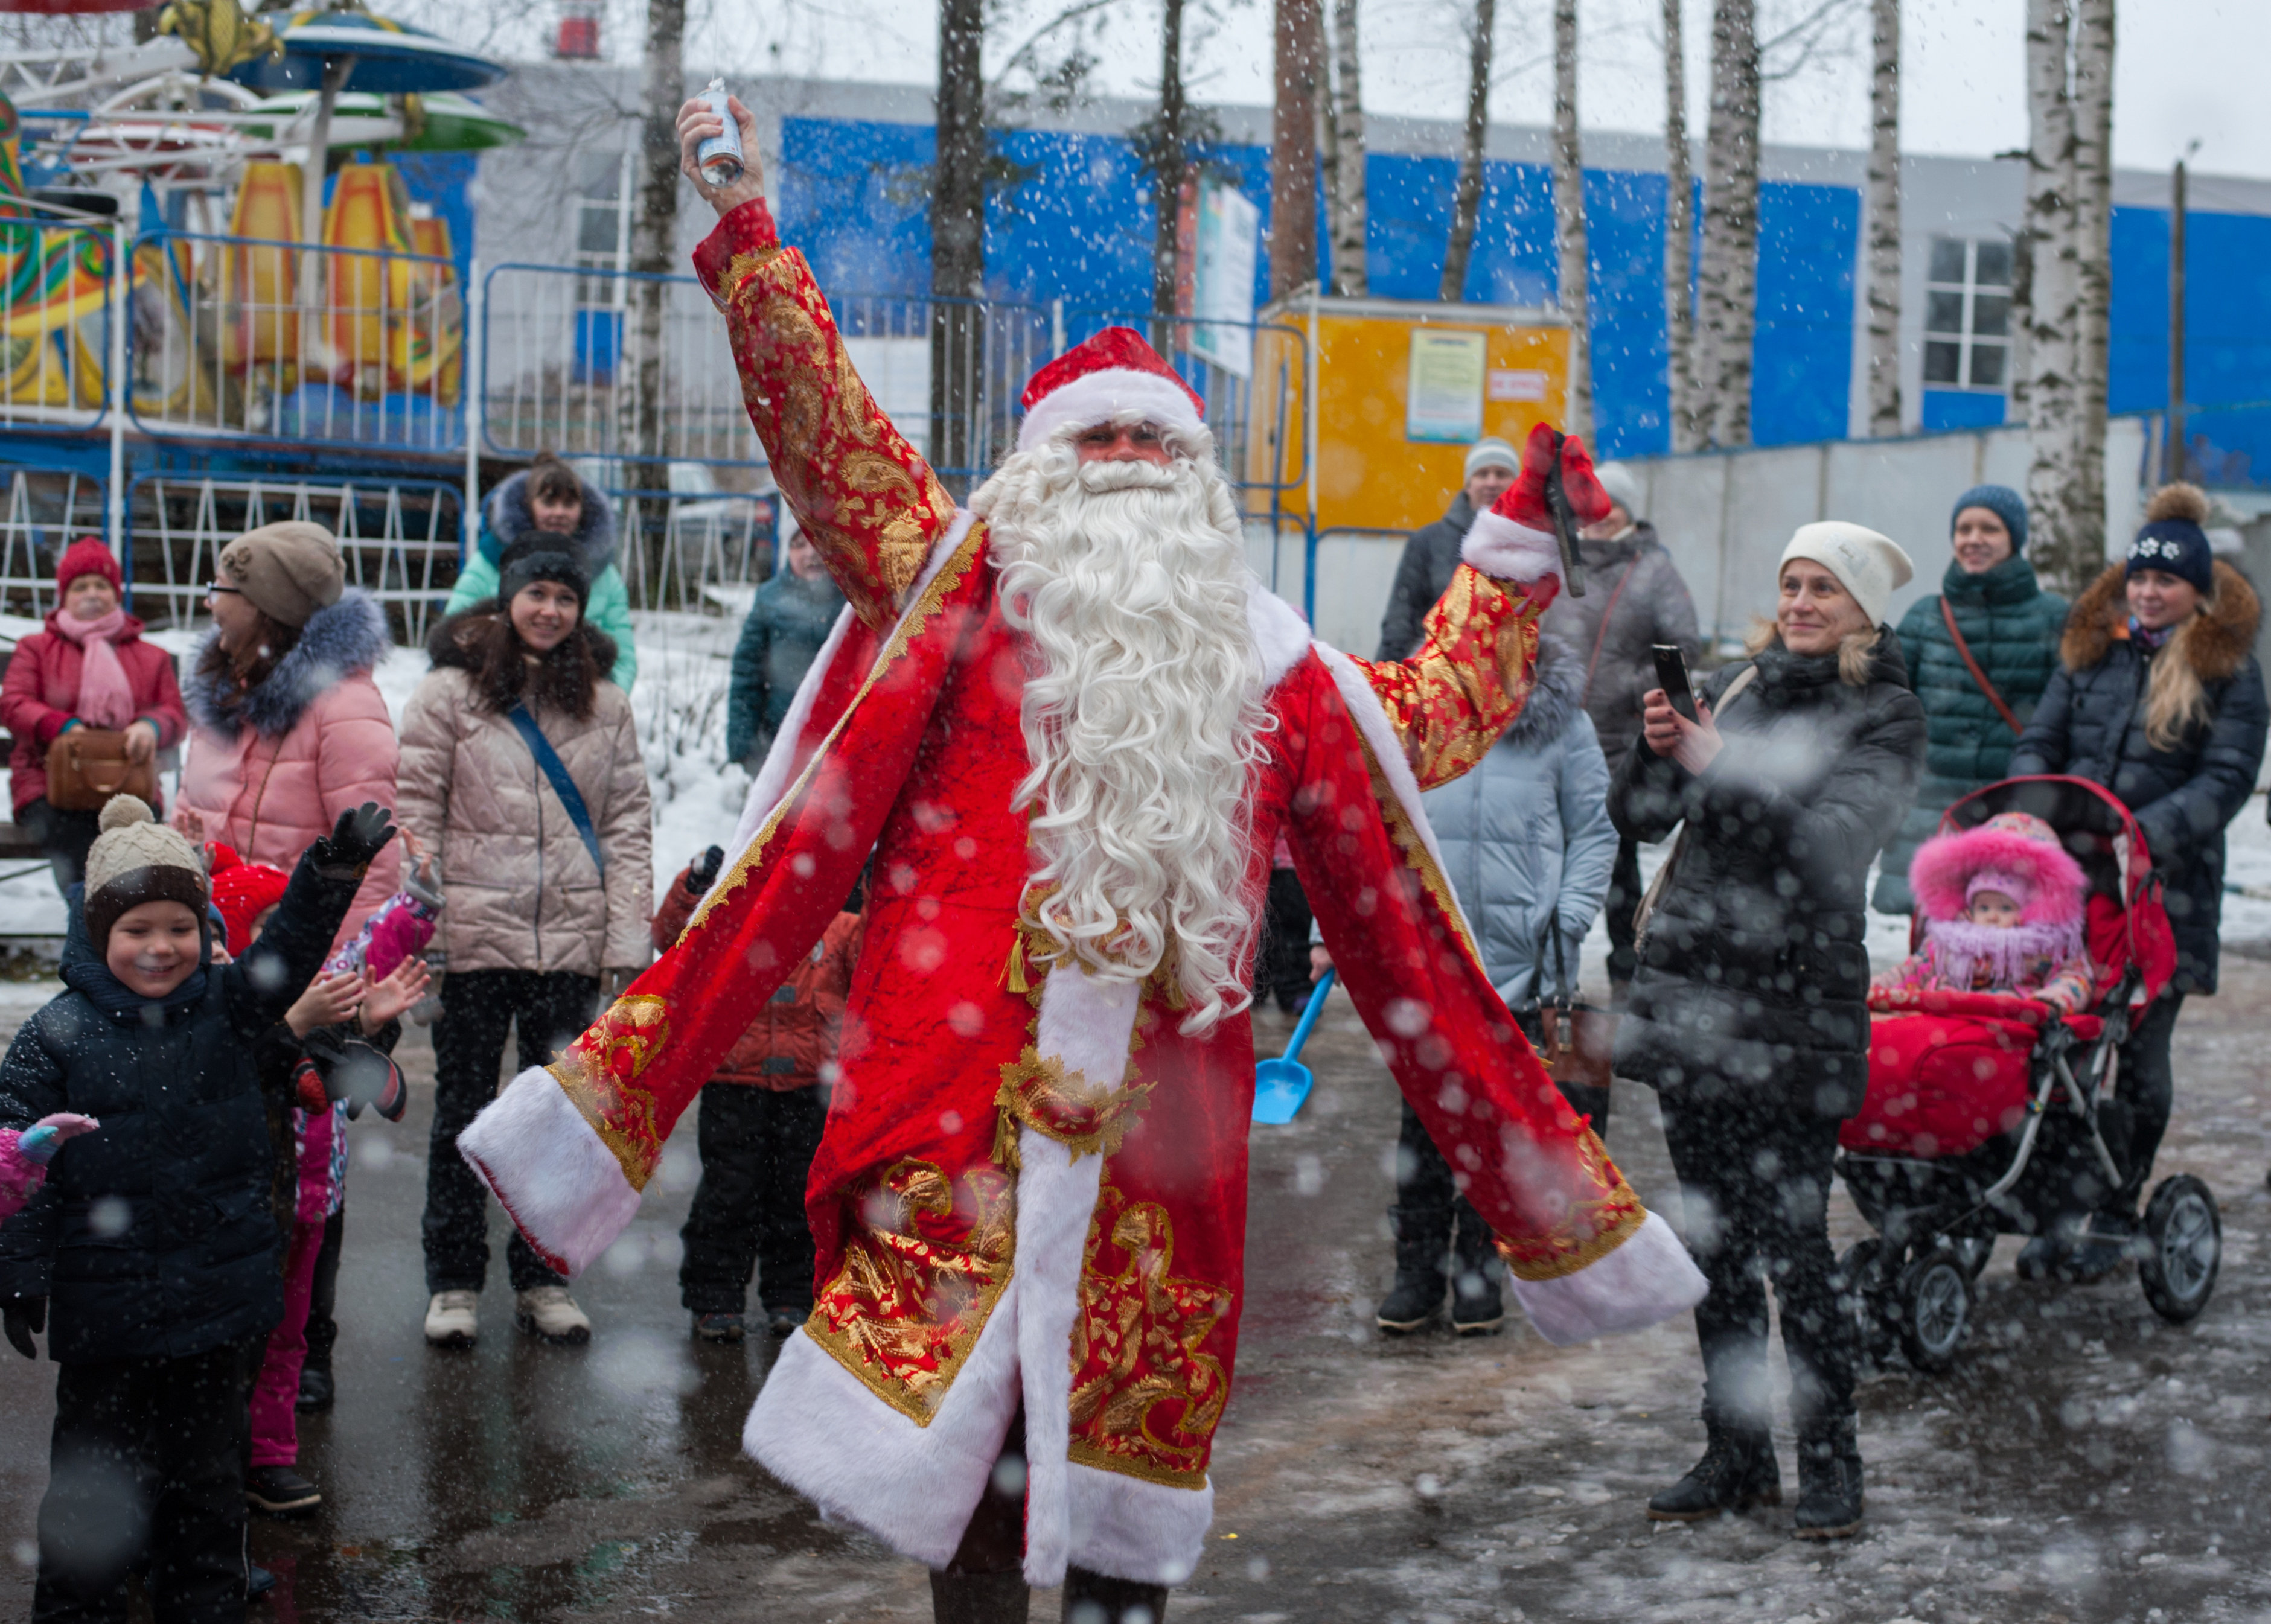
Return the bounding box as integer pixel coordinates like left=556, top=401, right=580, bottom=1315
left=1835, top=776, right=2220, bottom=1373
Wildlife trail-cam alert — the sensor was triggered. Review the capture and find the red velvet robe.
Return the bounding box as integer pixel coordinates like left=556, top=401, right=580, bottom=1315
left=459, top=198, right=1702, bottom=1590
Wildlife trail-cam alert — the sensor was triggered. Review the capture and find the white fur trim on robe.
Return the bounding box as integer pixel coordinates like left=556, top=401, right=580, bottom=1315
left=1461, top=507, right=1563, bottom=584
left=1508, top=1211, right=1707, bottom=1345
left=456, top=1061, right=640, bottom=1278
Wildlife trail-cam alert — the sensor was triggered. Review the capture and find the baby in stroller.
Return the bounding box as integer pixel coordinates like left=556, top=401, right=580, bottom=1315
left=1838, top=783, right=2218, bottom=1375
left=1871, top=812, right=2095, bottom=1014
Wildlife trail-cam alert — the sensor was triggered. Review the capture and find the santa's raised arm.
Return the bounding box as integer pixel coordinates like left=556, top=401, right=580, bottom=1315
left=459, top=90, right=1704, bottom=1615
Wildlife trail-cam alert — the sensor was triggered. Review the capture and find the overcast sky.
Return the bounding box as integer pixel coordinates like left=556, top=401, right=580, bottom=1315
left=414, top=0, right=2271, bottom=188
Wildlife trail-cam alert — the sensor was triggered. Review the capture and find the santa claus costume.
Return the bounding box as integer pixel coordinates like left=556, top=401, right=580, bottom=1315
left=460, top=113, right=1705, bottom=1622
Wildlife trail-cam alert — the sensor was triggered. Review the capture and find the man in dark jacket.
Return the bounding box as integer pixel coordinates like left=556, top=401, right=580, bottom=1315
left=726, top=517, right=848, bottom=770
left=1374, top=437, right=1520, bottom=663
left=1542, top=460, right=1701, bottom=996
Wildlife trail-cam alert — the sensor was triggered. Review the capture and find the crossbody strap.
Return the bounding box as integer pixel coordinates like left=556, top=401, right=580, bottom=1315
left=1580, top=558, right=1638, bottom=704
left=508, top=703, right=605, bottom=878
left=1940, top=596, right=2024, bottom=736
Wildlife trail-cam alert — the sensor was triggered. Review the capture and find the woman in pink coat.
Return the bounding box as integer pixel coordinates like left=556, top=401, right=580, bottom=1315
left=2, top=537, right=188, bottom=893
left=174, top=521, right=400, bottom=943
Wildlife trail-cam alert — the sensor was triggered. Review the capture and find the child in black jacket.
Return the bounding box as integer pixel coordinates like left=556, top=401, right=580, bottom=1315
left=0, top=794, right=394, bottom=1622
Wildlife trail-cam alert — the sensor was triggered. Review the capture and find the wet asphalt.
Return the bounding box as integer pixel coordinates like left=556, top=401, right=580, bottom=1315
left=1, top=964, right=2269, bottom=1623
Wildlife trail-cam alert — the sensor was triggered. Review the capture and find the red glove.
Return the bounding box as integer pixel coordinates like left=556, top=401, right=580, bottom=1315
left=293, top=1058, right=330, bottom=1113
left=1498, top=422, right=1612, bottom=533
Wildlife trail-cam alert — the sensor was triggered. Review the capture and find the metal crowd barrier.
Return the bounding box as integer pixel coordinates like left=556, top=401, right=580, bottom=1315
left=0, top=467, right=107, bottom=623
left=126, top=474, right=462, bottom=642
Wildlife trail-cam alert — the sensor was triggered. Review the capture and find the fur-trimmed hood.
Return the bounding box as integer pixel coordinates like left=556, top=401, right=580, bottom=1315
left=482, top=468, right=618, bottom=581
left=185, top=589, right=391, bottom=741
left=1908, top=811, right=2086, bottom=926
left=2060, top=558, right=2260, bottom=678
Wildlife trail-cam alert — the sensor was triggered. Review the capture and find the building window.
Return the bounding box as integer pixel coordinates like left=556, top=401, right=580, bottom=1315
left=1923, top=237, right=2012, bottom=392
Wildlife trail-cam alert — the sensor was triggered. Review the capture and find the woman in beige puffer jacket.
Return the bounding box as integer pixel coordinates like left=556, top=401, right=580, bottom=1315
left=398, top=540, right=651, bottom=1348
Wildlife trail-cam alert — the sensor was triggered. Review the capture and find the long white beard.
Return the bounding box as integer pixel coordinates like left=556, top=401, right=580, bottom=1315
left=972, top=431, right=1270, bottom=1033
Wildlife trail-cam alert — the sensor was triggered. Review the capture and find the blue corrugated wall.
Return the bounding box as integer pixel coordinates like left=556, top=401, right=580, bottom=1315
left=778, top=118, right=2271, bottom=479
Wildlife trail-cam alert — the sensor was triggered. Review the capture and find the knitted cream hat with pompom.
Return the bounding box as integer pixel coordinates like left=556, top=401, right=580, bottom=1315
left=83, top=795, right=211, bottom=951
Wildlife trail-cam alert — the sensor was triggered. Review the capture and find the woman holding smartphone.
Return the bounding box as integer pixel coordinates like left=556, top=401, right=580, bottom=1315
left=1609, top=524, right=1924, bottom=1540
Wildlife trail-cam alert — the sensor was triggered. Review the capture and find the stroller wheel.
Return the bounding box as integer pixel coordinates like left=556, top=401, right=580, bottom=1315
left=1836, top=1240, right=1897, bottom=1363
left=1896, top=1254, right=1970, bottom=1374
left=2138, top=1174, right=2220, bottom=1323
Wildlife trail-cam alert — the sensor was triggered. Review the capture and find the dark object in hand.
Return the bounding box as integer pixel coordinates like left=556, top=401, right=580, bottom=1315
left=1653, top=643, right=1698, bottom=723
left=4, top=1294, right=46, bottom=1359
left=689, top=844, right=726, bottom=896
left=302, top=1028, right=408, bottom=1121
left=312, top=803, right=397, bottom=877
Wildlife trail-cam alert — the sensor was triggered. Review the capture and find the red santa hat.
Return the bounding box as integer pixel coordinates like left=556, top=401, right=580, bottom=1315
left=1015, top=326, right=1206, bottom=453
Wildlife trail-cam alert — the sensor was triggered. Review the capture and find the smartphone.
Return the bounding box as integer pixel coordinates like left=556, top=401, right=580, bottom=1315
left=1652, top=643, right=1698, bottom=723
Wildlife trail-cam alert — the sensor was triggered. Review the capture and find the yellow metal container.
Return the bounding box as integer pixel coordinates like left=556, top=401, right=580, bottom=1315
left=1246, top=294, right=1571, bottom=537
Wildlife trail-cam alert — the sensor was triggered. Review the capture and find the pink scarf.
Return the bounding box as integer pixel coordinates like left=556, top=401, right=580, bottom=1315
left=51, top=608, right=135, bottom=730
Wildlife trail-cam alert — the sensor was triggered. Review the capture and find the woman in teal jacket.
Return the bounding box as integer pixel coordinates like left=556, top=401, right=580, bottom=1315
left=449, top=454, right=637, bottom=691
left=1873, top=484, right=2067, bottom=914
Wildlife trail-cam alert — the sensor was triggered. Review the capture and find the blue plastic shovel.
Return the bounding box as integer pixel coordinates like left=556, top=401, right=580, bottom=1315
left=1252, top=967, right=1335, bottom=1124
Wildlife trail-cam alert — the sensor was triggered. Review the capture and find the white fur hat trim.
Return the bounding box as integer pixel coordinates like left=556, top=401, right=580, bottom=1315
left=1016, top=369, right=1206, bottom=452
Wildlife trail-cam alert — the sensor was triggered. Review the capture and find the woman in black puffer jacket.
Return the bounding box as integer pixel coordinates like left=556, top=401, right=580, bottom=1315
left=1612, top=523, right=1924, bottom=1541
left=2007, top=483, right=2266, bottom=1281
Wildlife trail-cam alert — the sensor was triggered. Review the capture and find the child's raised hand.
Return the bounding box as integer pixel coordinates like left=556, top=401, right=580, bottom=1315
left=286, top=970, right=366, bottom=1039
left=360, top=956, right=432, bottom=1032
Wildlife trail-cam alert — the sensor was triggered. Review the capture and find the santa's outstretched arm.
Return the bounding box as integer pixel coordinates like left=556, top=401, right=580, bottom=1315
left=1279, top=654, right=1707, bottom=1345
left=676, top=93, right=960, bottom=636
left=1346, top=425, right=1613, bottom=789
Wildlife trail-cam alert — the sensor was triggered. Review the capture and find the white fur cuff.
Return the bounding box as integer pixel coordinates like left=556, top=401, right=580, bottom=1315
left=456, top=1066, right=641, bottom=1277
left=1462, top=508, right=1564, bottom=584
left=1507, top=1211, right=1708, bottom=1345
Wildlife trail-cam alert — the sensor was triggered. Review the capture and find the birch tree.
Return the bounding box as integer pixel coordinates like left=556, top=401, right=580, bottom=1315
left=1861, top=0, right=1900, bottom=438
left=1440, top=0, right=1496, bottom=301
left=1553, top=0, right=1592, bottom=439
left=625, top=0, right=685, bottom=494
left=1319, top=0, right=1368, bottom=296
left=1662, top=0, right=1696, bottom=449
left=2019, top=0, right=2113, bottom=592
left=1692, top=0, right=1760, bottom=450
left=1148, top=0, right=1191, bottom=328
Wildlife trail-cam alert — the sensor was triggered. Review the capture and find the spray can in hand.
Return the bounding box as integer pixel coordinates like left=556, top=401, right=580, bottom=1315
left=696, top=78, right=744, bottom=186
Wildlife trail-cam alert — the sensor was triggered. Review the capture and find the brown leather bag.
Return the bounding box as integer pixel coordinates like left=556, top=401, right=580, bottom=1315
left=45, top=728, right=156, bottom=812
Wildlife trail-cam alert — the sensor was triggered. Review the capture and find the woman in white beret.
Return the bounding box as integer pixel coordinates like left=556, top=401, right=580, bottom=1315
left=1608, top=523, right=1926, bottom=1540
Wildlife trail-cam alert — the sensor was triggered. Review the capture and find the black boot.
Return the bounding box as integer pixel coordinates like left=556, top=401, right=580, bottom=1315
left=1791, top=1414, right=1864, bottom=1538
left=1063, top=1565, right=1168, bottom=1624
left=1646, top=1412, right=1781, bottom=1521
left=1376, top=1205, right=1449, bottom=1333
left=296, top=1358, right=334, bottom=1413
left=931, top=1570, right=1031, bottom=1623
left=1448, top=1209, right=1504, bottom=1336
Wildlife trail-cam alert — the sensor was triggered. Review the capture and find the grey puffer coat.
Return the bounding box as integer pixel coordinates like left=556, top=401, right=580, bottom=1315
left=1541, top=522, right=1702, bottom=779
left=1610, top=630, right=1925, bottom=1121
left=2009, top=561, right=2267, bottom=995
left=1376, top=493, right=1478, bottom=661
left=397, top=613, right=654, bottom=976
left=1419, top=645, right=1617, bottom=1008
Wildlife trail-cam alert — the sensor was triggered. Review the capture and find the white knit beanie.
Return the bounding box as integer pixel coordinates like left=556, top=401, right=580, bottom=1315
left=1593, top=460, right=1644, bottom=522
left=1780, top=521, right=1913, bottom=627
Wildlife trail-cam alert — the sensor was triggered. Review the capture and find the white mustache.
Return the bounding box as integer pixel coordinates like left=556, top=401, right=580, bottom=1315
left=1076, top=457, right=1181, bottom=493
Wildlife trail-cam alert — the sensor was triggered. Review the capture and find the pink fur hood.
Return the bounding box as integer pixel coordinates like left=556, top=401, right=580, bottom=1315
left=1908, top=812, right=2089, bottom=993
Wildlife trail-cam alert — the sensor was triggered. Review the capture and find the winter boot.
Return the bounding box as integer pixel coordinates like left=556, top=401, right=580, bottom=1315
left=1063, top=1566, right=1169, bottom=1624
left=1376, top=1205, right=1449, bottom=1333
left=1645, top=1412, right=1781, bottom=1521
left=296, top=1358, right=334, bottom=1413
left=930, top=1570, right=1030, bottom=1623
left=693, top=1311, right=746, bottom=1343
left=1448, top=1214, right=1504, bottom=1335
left=515, top=1285, right=592, bottom=1345
left=1790, top=1414, right=1864, bottom=1538
left=245, top=1464, right=321, bottom=1516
